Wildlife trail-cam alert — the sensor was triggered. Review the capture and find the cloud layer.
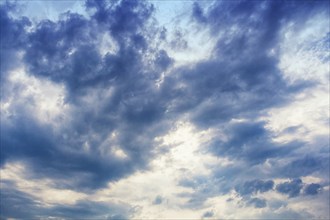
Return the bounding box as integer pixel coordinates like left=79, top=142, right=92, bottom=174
left=1, top=0, right=329, bottom=219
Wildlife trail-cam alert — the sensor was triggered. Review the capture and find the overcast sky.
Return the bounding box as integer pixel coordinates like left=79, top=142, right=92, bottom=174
left=1, top=0, right=329, bottom=219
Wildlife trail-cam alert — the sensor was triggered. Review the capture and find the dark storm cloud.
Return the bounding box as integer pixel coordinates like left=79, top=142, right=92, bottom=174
left=155, top=49, right=174, bottom=71
left=1, top=0, right=329, bottom=218
left=0, top=186, right=130, bottom=219
left=178, top=137, right=326, bottom=208
left=160, top=0, right=328, bottom=130
left=276, top=179, right=303, bottom=198
left=1, top=0, right=172, bottom=192
left=1, top=111, right=137, bottom=190
left=304, top=183, right=322, bottom=196
left=192, top=2, right=207, bottom=24
left=0, top=2, right=30, bottom=83
left=85, top=0, right=154, bottom=39
left=0, top=187, right=46, bottom=219
left=23, top=13, right=96, bottom=90
left=235, top=179, right=274, bottom=196
left=208, top=121, right=303, bottom=164
left=22, top=0, right=159, bottom=95
left=192, top=0, right=328, bottom=38
left=171, top=0, right=328, bottom=205
left=281, top=155, right=329, bottom=178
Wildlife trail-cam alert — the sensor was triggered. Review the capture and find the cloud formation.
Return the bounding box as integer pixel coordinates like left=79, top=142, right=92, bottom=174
left=1, top=0, right=329, bottom=219
left=235, top=179, right=274, bottom=196
left=276, top=178, right=303, bottom=198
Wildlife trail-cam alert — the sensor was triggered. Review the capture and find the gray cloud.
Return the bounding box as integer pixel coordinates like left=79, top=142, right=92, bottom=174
left=208, top=121, right=303, bottom=165
left=1, top=0, right=329, bottom=218
left=276, top=179, right=303, bottom=198
left=0, top=186, right=130, bottom=219
left=152, top=195, right=163, bottom=205
left=304, top=183, right=322, bottom=196
left=235, top=179, right=274, bottom=196
left=202, top=210, right=214, bottom=218
left=1, top=0, right=173, bottom=192
left=247, top=197, right=267, bottom=209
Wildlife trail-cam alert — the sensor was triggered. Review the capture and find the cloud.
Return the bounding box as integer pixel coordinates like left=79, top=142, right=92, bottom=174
left=155, top=49, right=174, bottom=71
left=152, top=195, right=163, bottom=205
left=0, top=2, right=30, bottom=83
left=247, top=197, right=267, bottom=209
left=191, top=2, right=207, bottom=24
left=1, top=107, right=143, bottom=190
left=1, top=0, right=329, bottom=218
left=235, top=179, right=274, bottom=196
left=259, top=209, right=314, bottom=220
left=304, top=183, right=322, bottom=196
left=0, top=186, right=130, bottom=219
left=1, top=0, right=173, bottom=192
left=281, top=155, right=329, bottom=178
left=159, top=1, right=328, bottom=132
left=50, top=200, right=130, bottom=219
left=208, top=121, right=302, bottom=165
left=0, top=187, right=46, bottom=219
left=276, top=179, right=303, bottom=198
left=202, top=210, right=214, bottom=218
left=172, top=7, right=328, bottom=201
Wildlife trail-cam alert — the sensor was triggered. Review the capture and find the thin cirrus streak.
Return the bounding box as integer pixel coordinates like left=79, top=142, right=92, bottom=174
left=0, top=0, right=329, bottom=219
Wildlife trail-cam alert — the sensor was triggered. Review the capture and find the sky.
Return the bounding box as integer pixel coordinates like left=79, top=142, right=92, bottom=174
left=0, top=0, right=329, bottom=219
